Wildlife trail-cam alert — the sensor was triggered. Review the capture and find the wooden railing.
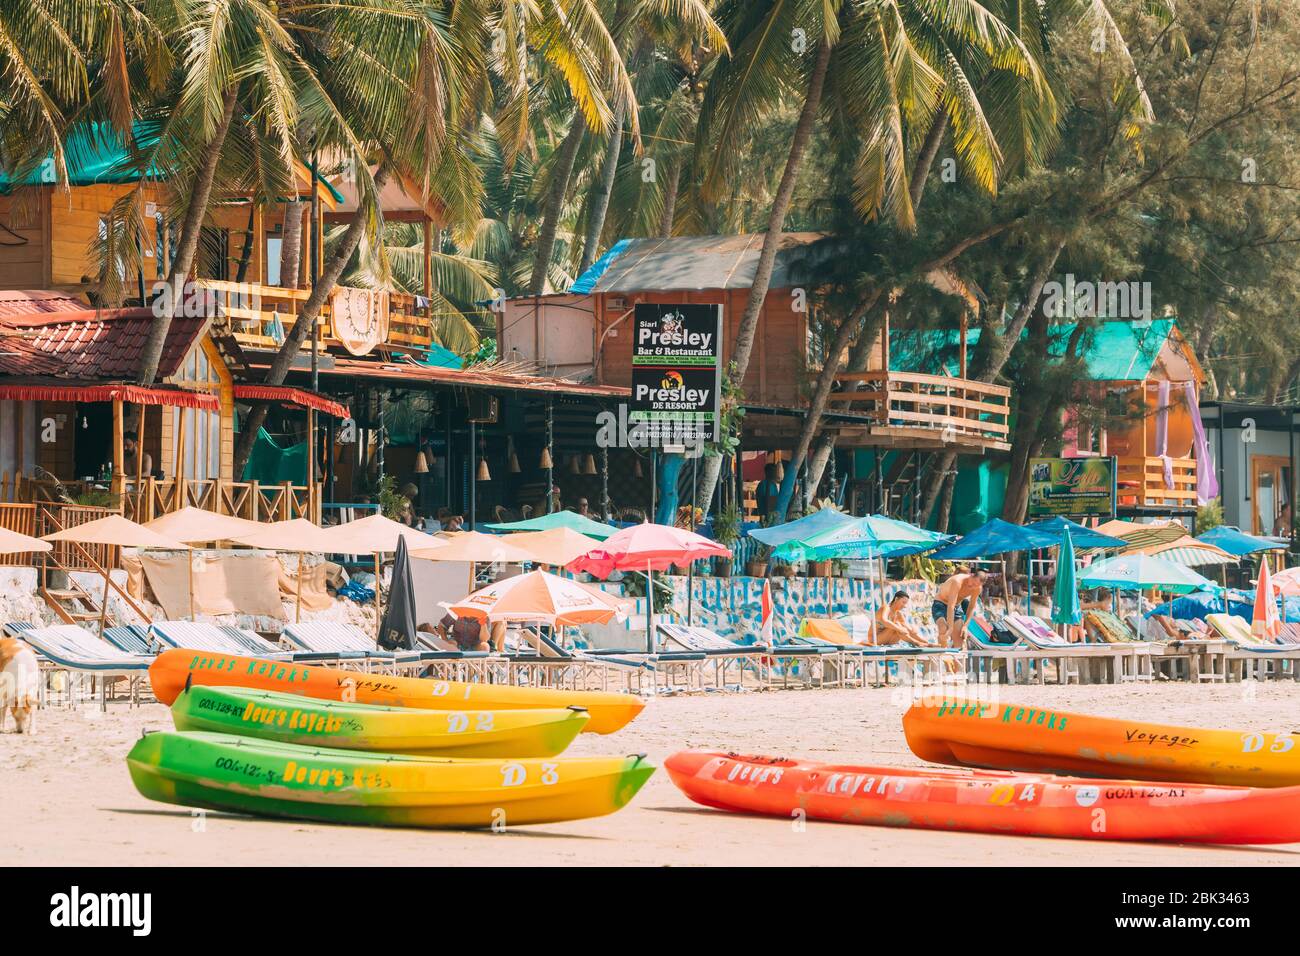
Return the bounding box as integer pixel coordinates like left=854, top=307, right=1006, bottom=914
left=1, top=476, right=320, bottom=525
left=195, top=279, right=432, bottom=353
left=0, top=502, right=38, bottom=566
left=826, top=370, right=1011, bottom=448
left=1116, top=456, right=1197, bottom=508
left=120, top=477, right=319, bottom=524
left=37, top=502, right=120, bottom=572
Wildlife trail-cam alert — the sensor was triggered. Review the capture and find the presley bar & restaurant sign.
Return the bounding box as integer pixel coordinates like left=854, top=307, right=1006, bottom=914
left=629, top=303, right=722, bottom=445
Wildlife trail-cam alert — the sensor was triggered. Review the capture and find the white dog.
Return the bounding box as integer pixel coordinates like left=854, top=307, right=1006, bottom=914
left=0, top=638, right=39, bottom=734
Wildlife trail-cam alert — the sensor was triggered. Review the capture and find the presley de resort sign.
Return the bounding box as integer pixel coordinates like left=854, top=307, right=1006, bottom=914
left=630, top=303, right=723, bottom=446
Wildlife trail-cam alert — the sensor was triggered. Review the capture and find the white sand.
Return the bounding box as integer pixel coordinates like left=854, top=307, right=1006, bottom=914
left=2, top=681, right=1299, bottom=866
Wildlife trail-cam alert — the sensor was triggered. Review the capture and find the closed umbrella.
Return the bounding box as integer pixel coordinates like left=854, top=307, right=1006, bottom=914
left=1050, top=526, right=1081, bottom=629
left=377, top=537, right=419, bottom=650
left=1252, top=553, right=1282, bottom=641
left=43, top=514, right=189, bottom=634
left=233, top=518, right=341, bottom=622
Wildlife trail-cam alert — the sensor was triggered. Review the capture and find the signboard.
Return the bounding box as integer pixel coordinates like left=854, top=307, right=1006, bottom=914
left=1028, top=456, right=1117, bottom=518
left=629, top=303, right=722, bottom=445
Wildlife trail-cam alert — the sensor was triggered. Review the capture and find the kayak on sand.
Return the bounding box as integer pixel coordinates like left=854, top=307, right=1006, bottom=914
left=128, top=732, right=655, bottom=829
left=170, top=684, right=591, bottom=758
left=903, top=698, right=1300, bottom=787
left=149, top=649, right=645, bottom=735
left=665, top=750, right=1300, bottom=844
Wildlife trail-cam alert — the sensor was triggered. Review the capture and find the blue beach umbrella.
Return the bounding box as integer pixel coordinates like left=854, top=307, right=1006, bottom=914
left=1195, top=526, right=1285, bottom=557
left=1025, top=516, right=1128, bottom=550
left=1050, top=527, right=1081, bottom=626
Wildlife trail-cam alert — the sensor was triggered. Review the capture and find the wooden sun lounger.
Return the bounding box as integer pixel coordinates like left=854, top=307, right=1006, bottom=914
left=1206, top=613, right=1300, bottom=682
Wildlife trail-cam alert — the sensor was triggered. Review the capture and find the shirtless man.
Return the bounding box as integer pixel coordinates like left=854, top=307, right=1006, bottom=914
left=874, top=592, right=929, bottom=647
left=932, top=569, right=986, bottom=648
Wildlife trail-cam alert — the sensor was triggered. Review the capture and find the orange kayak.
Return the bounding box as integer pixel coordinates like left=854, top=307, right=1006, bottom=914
left=148, top=650, right=645, bottom=735
left=665, top=750, right=1300, bottom=843
left=904, top=698, right=1300, bottom=787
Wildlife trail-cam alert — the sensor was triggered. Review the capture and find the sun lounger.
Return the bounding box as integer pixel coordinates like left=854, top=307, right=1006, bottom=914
left=151, top=621, right=307, bottom=662
left=2, top=621, right=36, bottom=637
left=1206, top=613, right=1300, bottom=681
left=280, top=622, right=409, bottom=670
left=21, top=625, right=151, bottom=709
left=103, top=624, right=154, bottom=656
left=656, top=622, right=770, bottom=691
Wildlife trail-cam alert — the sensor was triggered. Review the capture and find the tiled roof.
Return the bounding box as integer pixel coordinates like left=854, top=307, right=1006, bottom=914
left=0, top=290, right=88, bottom=317
left=0, top=300, right=208, bottom=381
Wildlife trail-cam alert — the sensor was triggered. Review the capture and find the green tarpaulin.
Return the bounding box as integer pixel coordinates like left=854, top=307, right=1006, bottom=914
left=240, top=427, right=307, bottom=485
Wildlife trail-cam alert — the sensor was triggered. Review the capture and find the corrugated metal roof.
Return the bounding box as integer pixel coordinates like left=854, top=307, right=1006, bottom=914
left=260, top=357, right=630, bottom=400
left=567, top=233, right=826, bottom=294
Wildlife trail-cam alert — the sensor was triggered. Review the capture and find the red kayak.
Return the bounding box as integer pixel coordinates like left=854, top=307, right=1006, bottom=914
left=665, top=750, right=1300, bottom=844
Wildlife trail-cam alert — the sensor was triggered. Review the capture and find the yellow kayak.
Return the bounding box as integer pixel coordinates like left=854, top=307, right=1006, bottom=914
left=128, top=732, right=656, bottom=829
left=904, top=697, right=1300, bottom=787
left=150, top=649, right=646, bottom=735
left=171, top=685, right=591, bottom=758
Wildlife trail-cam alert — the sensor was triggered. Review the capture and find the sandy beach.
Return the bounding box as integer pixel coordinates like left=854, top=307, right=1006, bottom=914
left=3, top=681, right=1299, bottom=867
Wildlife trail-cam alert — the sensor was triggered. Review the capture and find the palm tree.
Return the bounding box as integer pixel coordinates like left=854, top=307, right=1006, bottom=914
left=690, top=0, right=1056, bottom=514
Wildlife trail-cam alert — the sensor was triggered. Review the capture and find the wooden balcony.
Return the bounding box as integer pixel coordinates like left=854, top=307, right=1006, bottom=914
left=196, top=279, right=432, bottom=355
left=1116, top=455, right=1197, bottom=509
left=824, top=370, right=1011, bottom=452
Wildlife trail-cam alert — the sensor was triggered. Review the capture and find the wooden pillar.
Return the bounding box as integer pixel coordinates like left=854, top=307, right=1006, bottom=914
left=959, top=310, right=968, bottom=379
left=111, top=400, right=125, bottom=504
left=174, top=406, right=187, bottom=511
left=253, top=205, right=264, bottom=284
left=306, top=407, right=317, bottom=523
left=882, top=310, right=891, bottom=371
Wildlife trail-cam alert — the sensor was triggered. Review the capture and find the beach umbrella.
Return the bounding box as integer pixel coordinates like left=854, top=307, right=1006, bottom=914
left=232, top=518, right=341, bottom=623
left=747, top=507, right=856, bottom=547
left=43, top=514, right=189, bottom=634
left=1131, top=536, right=1236, bottom=567
left=483, top=510, right=620, bottom=540
left=1269, top=566, right=1300, bottom=597
left=1196, top=525, right=1285, bottom=557
left=507, top=527, right=602, bottom=567
left=771, top=514, right=947, bottom=561
left=1077, top=553, right=1215, bottom=594
left=569, top=523, right=729, bottom=652
left=323, top=514, right=444, bottom=630
left=1252, top=553, right=1282, bottom=641
left=143, top=506, right=263, bottom=543
left=0, top=526, right=52, bottom=556
left=929, top=518, right=1059, bottom=560
left=409, top=530, right=533, bottom=564
left=445, top=569, right=631, bottom=626
left=1092, top=518, right=1188, bottom=551
left=1024, top=516, right=1128, bottom=550
left=377, top=537, right=419, bottom=650
left=1050, top=526, right=1081, bottom=627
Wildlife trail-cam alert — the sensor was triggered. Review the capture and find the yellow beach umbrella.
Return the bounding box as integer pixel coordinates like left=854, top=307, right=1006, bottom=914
left=43, top=515, right=189, bottom=634
left=410, top=531, right=533, bottom=564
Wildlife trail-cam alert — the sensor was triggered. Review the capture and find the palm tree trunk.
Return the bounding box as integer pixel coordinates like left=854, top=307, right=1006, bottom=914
left=529, top=110, right=587, bottom=295
left=804, top=433, right=836, bottom=500
left=280, top=198, right=304, bottom=289
left=234, top=204, right=257, bottom=282
left=658, top=159, right=680, bottom=237
left=916, top=238, right=1066, bottom=525
left=578, top=102, right=625, bottom=275
left=138, top=87, right=239, bottom=384
left=908, top=112, right=947, bottom=208
left=234, top=168, right=391, bottom=475
left=694, top=38, right=834, bottom=514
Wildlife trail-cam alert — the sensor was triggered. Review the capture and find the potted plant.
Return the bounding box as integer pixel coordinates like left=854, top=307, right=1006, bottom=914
left=711, top=506, right=740, bottom=577
left=746, top=540, right=771, bottom=578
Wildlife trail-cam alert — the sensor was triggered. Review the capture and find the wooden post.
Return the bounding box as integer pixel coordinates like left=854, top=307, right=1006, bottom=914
left=373, top=551, right=382, bottom=638
left=111, top=400, right=125, bottom=501
left=174, top=407, right=187, bottom=511
left=295, top=550, right=304, bottom=622
left=306, top=407, right=316, bottom=522
left=253, top=204, right=264, bottom=284
left=959, top=310, right=968, bottom=379
left=250, top=480, right=261, bottom=521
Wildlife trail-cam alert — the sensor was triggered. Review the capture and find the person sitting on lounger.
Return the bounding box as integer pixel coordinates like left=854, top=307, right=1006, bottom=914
left=438, top=612, right=489, bottom=652
left=932, top=569, right=986, bottom=648
left=874, top=592, right=929, bottom=647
